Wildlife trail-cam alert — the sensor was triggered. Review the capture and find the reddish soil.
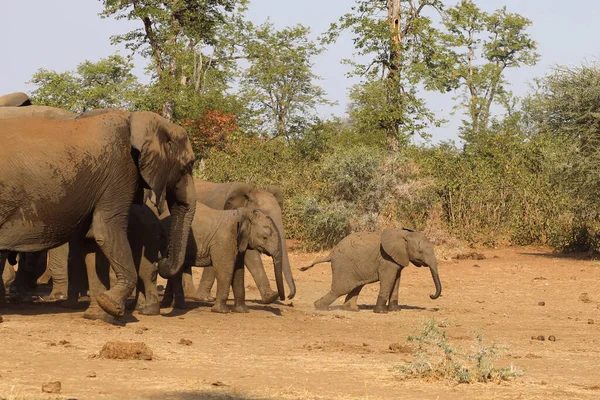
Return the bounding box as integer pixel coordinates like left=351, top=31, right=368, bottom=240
left=1, top=245, right=599, bottom=399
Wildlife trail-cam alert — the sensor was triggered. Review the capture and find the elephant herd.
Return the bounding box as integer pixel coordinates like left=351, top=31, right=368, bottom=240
left=0, top=92, right=442, bottom=322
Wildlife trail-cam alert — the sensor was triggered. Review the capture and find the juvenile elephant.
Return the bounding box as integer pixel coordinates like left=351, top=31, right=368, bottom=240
left=0, top=105, right=76, bottom=120
left=0, top=92, right=31, bottom=107
left=300, top=228, right=442, bottom=313
left=161, top=203, right=285, bottom=313
left=0, top=111, right=197, bottom=318
left=186, top=179, right=295, bottom=303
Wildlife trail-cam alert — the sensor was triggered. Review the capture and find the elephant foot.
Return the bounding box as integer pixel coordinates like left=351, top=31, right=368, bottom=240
left=232, top=303, right=250, bottom=313
left=36, top=273, right=52, bottom=285
left=314, top=300, right=330, bottom=311
left=97, top=293, right=125, bottom=318
left=160, top=296, right=173, bottom=308
left=342, top=303, right=359, bottom=312
left=387, top=300, right=400, bottom=312
left=42, top=291, right=67, bottom=302
left=173, top=297, right=187, bottom=310
left=194, top=290, right=215, bottom=303
left=260, top=290, right=279, bottom=305
left=83, top=305, right=117, bottom=323
left=373, top=296, right=388, bottom=314
left=137, top=302, right=160, bottom=316
left=125, top=298, right=138, bottom=311
left=211, top=302, right=231, bottom=313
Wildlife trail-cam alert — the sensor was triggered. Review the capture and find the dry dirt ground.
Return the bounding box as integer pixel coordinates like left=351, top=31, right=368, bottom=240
left=0, top=244, right=599, bottom=400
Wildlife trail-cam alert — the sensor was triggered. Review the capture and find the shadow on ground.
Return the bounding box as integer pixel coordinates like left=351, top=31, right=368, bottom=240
left=146, top=390, right=266, bottom=400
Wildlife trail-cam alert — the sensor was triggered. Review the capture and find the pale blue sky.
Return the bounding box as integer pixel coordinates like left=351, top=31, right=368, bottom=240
left=1, top=1, right=599, bottom=142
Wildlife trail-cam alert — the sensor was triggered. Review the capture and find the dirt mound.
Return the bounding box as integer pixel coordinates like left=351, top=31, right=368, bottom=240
left=303, top=340, right=373, bottom=354
left=98, top=341, right=153, bottom=361
left=454, top=251, right=486, bottom=260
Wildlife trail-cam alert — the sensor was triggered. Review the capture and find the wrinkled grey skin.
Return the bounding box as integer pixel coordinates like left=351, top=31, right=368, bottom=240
left=300, top=228, right=442, bottom=313
left=0, top=106, right=76, bottom=120
left=160, top=203, right=285, bottom=313
left=0, top=92, right=31, bottom=107
left=69, top=204, right=165, bottom=321
left=185, top=179, right=295, bottom=304
left=0, top=111, right=196, bottom=319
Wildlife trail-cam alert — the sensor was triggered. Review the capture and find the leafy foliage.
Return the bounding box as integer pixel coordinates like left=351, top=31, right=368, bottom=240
left=240, top=22, right=331, bottom=139
left=396, top=318, right=523, bottom=383
left=442, top=0, right=539, bottom=141
left=29, top=54, right=143, bottom=113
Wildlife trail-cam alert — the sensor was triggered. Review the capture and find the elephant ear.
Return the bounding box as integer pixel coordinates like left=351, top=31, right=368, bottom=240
left=237, top=207, right=256, bottom=252
left=380, top=227, right=410, bottom=267
left=130, top=111, right=188, bottom=210
left=224, top=183, right=254, bottom=210
left=264, top=185, right=284, bottom=210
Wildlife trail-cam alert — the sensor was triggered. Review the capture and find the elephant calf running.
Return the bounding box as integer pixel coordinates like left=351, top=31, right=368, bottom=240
left=300, top=228, right=442, bottom=313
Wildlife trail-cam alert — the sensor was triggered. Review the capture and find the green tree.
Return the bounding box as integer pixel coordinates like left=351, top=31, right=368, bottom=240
left=29, top=54, right=143, bottom=113
left=325, top=0, right=456, bottom=151
left=100, top=0, right=245, bottom=120
left=442, top=0, right=538, bottom=142
left=239, top=22, right=331, bottom=139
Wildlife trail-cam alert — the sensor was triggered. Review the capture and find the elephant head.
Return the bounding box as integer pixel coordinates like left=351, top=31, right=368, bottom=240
left=126, top=111, right=197, bottom=280
left=224, top=184, right=296, bottom=299
left=237, top=207, right=285, bottom=300
left=381, top=227, right=442, bottom=300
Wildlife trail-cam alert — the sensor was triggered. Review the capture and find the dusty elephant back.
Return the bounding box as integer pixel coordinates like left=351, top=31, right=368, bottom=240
left=330, top=232, right=382, bottom=277
left=0, top=106, right=76, bottom=120
left=0, top=92, right=31, bottom=107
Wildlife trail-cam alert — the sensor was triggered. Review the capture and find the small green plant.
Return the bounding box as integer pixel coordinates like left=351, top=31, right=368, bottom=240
left=394, top=318, right=523, bottom=384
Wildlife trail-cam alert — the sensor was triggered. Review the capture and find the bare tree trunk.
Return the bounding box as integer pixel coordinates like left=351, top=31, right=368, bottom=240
left=385, top=0, right=402, bottom=153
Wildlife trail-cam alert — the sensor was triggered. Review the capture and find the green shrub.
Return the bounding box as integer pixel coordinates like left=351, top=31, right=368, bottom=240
left=285, top=196, right=354, bottom=251
left=319, top=145, right=383, bottom=202
left=395, top=318, right=523, bottom=384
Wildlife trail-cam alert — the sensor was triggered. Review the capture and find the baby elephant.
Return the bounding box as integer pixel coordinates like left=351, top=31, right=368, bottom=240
left=161, top=203, right=285, bottom=313
left=300, top=228, right=441, bottom=313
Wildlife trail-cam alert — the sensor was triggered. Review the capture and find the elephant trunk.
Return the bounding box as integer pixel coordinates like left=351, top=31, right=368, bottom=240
left=268, top=223, right=285, bottom=301
left=272, top=216, right=296, bottom=299
left=158, top=175, right=196, bottom=279
left=428, top=261, right=442, bottom=300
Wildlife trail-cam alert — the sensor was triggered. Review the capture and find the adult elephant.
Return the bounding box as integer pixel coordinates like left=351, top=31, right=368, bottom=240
left=0, top=92, right=31, bottom=107
left=0, top=111, right=197, bottom=318
left=0, top=106, right=76, bottom=120
left=187, top=179, right=296, bottom=303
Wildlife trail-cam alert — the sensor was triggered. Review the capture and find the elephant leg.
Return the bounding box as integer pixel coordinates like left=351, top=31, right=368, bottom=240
left=388, top=269, right=402, bottom=312
left=83, top=250, right=114, bottom=322
left=244, top=250, right=278, bottom=304
left=211, top=258, right=235, bottom=314
left=231, top=257, right=249, bottom=313
left=374, top=265, right=399, bottom=314
left=44, top=245, right=69, bottom=301
left=160, top=278, right=174, bottom=308
left=170, top=274, right=186, bottom=309
left=181, top=266, right=197, bottom=299
left=93, top=212, right=137, bottom=318
left=12, top=254, right=31, bottom=298
left=36, top=264, right=52, bottom=285
left=136, top=257, right=159, bottom=315
left=343, top=285, right=364, bottom=312
left=314, top=291, right=340, bottom=311
left=0, top=253, right=6, bottom=306
left=195, top=266, right=216, bottom=302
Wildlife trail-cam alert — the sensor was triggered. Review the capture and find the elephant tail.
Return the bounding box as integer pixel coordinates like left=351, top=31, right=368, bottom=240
left=299, top=254, right=331, bottom=271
